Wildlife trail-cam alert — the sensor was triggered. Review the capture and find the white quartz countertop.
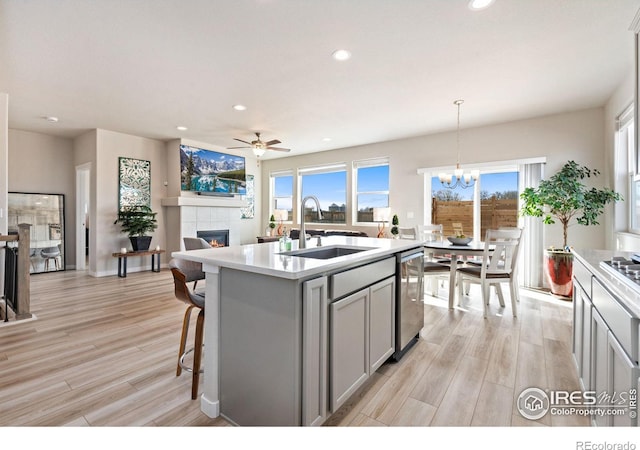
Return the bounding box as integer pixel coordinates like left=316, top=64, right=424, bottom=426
left=172, top=236, right=424, bottom=280
left=572, top=248, right=640, bottom=317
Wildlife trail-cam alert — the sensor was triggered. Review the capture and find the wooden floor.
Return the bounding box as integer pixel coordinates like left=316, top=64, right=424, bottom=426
left=0, top=269, right=587, bottom=427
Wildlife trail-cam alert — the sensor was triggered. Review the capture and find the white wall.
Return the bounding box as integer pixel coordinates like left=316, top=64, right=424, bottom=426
left=261, top=107, right=609, bottom=251
left=93, top=129, right=168, bottom=276
left=8, top=129, right=76, bottom=266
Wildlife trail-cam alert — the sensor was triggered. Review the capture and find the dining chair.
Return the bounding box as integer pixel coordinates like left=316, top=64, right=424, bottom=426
left=398, top=227, right=418, bottom=239
left=455, top=228, right=522, bottom=318
left=400, top=226, right=450, bottom=297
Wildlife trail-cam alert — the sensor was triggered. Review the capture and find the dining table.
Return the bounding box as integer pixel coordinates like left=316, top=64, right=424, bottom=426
left=423, top=240, right=493, bottom=309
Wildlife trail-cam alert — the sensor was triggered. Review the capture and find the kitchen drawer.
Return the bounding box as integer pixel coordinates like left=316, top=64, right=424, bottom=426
left=572, top=258, right=592, bottom=296
left=592, top=278, right=639, bottom=363
left=330, top=257, right=395, bottom=300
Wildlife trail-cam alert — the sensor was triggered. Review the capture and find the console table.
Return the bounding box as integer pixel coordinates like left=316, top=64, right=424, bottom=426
left=111, top=249, right=164, bottom=278
left=256, top=235, right=280, bottom=243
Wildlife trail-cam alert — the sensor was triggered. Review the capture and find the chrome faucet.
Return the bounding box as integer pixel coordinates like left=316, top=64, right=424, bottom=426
left=299, top=195, right=323, bottom=249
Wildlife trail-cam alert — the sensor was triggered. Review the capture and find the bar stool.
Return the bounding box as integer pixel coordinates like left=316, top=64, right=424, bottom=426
left=169, top=258, right=205, bottom=399
left=41, top=245, right=61, bottom=271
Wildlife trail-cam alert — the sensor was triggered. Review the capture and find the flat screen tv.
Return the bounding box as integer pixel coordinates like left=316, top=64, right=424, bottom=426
left=180, top=144, right=246, bottom=195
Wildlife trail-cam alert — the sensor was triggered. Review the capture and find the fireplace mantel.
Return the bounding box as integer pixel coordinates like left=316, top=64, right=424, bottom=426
left=161, top=196, right=247, bottom=208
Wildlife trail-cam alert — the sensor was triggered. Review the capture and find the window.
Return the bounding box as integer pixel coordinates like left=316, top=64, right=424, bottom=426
left=616, top=105, right=637, bottom=232
left=430, top=168, right=518, bottom=238
left=299, top=164, right=347, bottom=224
left=354, top=158, right=390, bottom=223
left=270, top=170, right=293, bottom=221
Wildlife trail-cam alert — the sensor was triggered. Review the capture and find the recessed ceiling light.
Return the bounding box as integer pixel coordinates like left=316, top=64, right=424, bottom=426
left=468, top=0, right=495, bottom=10
left=322, top=137, right=332, bottom=142
left=332, top=49, right=351, bottom=61
left=233, top=104, right=247, bottom=111
left=176, top=126, right=188, bottom=131
left=44, top=116, right=58, bottom=123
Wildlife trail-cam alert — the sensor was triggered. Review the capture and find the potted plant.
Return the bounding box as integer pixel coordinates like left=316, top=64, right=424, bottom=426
left=268, top=214, right=276, bottom=236
left=390, top=214, right=399, bottom=238
left=115, top=205, right=158, bottom=251
left=520, top=160, right=621, bottom=297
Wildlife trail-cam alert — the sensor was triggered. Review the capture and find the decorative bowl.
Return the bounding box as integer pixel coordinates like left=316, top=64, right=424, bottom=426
left=447, top=236, right=472, bottom=246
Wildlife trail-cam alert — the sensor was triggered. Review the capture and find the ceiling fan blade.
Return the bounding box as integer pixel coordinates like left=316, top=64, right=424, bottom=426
left=267, top=147, right=291, bottom=152
left=234, top=138, right=252, bottom=145
left=265, top=139, right=281, bottom=146
left=227, top=146, right=251, bottom=149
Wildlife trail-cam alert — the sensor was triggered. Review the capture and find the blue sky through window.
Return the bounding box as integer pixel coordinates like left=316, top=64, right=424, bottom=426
left=302, top=171, right=347, bottom=210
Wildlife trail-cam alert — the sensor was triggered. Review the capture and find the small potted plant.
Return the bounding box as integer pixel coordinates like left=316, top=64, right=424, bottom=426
left=268, top=214, right=276, bottom=236
left=390, top=214, right=399, bottom=238
left=115, top=205, right=158, bottom=251
left=520, top=160, right=621, bottom=297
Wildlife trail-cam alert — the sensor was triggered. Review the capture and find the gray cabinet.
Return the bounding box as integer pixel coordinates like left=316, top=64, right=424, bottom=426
left=573, top=281, right=593, bottom=390
left=369, top=277, right=396, bottom=373
left=592, top=310, right=640, bottom=427
left=591, top=309, right=610, bottom=427
left=329, top=274, right=396, bottom=412
left=573, top=257, right=640, bottom=427
left=302, top=276, right=328, bottom=427
left=330, top=288, right=369, bottom=411
left=608, top=330, right=639, bottom=426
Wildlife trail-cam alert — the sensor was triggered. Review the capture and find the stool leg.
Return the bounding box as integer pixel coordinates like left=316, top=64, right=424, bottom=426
left=177, top=305, right=194, bottom=376
left=192, top=308, right=205, bottom=400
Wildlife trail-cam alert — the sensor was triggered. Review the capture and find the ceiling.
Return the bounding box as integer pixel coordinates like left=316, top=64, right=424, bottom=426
left=1, top=0, right=638, bottom=159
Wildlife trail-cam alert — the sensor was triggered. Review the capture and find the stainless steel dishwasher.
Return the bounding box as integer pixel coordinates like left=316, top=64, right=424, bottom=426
left=393, top=248, right=424, bottom=361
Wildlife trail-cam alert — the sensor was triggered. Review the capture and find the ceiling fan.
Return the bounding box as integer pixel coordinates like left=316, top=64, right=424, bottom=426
left=228, top=132, right=291, bottom=157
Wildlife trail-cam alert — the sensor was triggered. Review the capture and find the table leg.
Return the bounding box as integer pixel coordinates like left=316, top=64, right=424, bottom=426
left=118, top=256, right=128, bottom=278
left=448, top=253, right=458, bottom=310
left=152, top=253, right=160, bottom=272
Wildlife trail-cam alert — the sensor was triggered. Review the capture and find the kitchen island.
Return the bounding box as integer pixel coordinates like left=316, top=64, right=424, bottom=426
left=172, top=235, right=423, bottom=426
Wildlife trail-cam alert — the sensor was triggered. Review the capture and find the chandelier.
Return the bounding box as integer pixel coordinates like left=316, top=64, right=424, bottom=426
left=439, top=99, right=479, bottom=189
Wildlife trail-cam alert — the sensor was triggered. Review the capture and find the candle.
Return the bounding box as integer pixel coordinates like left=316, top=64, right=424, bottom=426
left=120, top=247, right=127, bottom=254
left=155, top=245, right=160, bottom=251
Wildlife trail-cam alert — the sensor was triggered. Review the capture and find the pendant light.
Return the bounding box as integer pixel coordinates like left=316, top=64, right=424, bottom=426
left=438, top=99, right=479, bottom=189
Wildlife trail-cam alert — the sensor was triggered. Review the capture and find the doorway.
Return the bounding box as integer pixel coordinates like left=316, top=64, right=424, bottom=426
left=75, top=163, right=91, bottom=271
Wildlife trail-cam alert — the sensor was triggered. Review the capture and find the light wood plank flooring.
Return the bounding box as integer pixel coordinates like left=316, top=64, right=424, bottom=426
left=0, top=269, right=586, bottom=427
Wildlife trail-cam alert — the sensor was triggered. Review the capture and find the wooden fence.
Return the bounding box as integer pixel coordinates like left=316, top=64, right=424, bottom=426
left=432, top=197, right=518, bottom=237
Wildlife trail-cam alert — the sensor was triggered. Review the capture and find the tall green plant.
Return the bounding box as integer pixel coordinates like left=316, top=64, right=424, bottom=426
left=520, top=160, right=621, bottom=249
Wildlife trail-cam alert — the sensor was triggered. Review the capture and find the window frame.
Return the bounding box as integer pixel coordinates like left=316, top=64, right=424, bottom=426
left=297, top=163, right=348, bottom=225
left=352, top=157, right=390, bottom=226
left=616, top=104, right=638, bottom=233
left=269, top=169, right=294, bottom=223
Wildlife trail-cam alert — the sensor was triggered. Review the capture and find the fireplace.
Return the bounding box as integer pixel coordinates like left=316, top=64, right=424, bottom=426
left=197, top=229, right=229, bottom=248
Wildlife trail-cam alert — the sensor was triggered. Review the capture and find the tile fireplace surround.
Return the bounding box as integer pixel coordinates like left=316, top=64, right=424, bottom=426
left=162, top=196, right=246, bottom=255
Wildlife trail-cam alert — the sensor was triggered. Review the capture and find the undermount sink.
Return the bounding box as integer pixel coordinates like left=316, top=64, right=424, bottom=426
left=279, top=245, right=375, bottom=260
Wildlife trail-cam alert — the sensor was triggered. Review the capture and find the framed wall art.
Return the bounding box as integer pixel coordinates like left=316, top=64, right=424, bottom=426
left=118, top=157, right=151, bottom=209
left=240, top=174, right=255, bottom=219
